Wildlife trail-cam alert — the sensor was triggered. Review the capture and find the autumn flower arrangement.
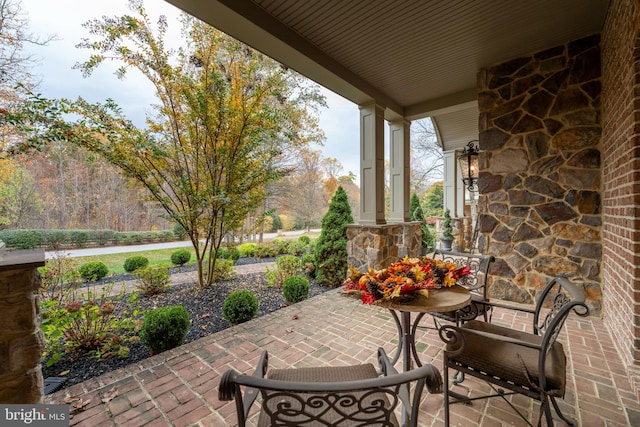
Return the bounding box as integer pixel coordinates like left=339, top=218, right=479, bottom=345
left=343, top=256, right=471, bottom=305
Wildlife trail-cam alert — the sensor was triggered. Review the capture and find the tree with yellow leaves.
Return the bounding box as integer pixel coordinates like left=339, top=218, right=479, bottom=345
left=64, top=0, right=324, bottom=288
left=4, top=0, right=324, bottom=287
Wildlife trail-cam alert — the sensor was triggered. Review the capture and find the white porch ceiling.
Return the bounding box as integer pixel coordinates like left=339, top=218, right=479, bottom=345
left=165, top=0, right=609, bottom=151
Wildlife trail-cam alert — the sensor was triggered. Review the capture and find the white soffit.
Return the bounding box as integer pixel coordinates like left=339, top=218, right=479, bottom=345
left=432, top=105, right=480, bottom=152
left=165, top=0, right=608, bottom=120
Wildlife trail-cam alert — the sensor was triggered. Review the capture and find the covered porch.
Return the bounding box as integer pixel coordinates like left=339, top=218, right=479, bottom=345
left=162, top=0, right=640, bottom=398
left=3, top=0, right=640, bottom=421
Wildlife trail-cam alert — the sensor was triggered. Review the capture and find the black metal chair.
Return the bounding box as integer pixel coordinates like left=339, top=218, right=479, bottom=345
left=431, top=249, right=495, bottom=326
left=439, top=277, right=589, bottom=426
left=219, top=347, right=443, bottom=426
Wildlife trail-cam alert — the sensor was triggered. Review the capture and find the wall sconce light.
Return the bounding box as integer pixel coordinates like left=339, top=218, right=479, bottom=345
left=458, top=140, right=479, bottom=192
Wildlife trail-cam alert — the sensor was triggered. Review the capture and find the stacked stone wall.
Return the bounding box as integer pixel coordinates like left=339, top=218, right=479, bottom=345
left=346, top=222, right=421, bottom=271
left=600, top=0, right=640, bottom=396
left=477, top=34, right=603, bottom=314
left=0, top=261, right=45, bottom=403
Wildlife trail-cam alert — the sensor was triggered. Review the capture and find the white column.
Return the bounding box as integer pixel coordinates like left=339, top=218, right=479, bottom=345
left=359, top=103, right=386, bottom=224
left=388, top=119, right=411, bottom=223
left=443, top=149, right=462, bottom=216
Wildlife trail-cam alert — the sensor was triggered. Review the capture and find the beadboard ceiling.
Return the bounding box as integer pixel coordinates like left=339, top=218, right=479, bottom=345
left=165, top=0, right=609, bottom=150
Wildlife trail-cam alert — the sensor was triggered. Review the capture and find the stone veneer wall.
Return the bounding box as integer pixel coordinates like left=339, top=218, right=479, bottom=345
left=0, top=251, right=45, bottom=403
left=477, top=34, right=603, bottom=315
left=601, top=0, right=640, bottom=395
left=346, top=222, right=421, bottom=271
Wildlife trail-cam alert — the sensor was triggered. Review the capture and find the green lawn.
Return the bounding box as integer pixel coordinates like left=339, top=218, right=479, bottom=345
left=69, top=231, right=321, bottom=275
left=72, top=246, right=197, bottom=275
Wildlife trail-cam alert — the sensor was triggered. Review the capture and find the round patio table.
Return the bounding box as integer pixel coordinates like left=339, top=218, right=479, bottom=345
left=375, top=285, right=471, bottom=372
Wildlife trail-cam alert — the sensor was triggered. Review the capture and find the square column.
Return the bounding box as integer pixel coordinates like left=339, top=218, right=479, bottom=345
left=388, top=119, right=411, bottom=223
left=0, top=249, right=45, bottom=403
left=359, top=103, right=386, bottom=224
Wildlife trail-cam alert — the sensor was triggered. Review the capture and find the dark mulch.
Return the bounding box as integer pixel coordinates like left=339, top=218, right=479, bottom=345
left=41, top=267, right=328, bottom=392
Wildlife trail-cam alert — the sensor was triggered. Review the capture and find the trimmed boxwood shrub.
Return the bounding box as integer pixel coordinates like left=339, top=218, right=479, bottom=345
left=298, top=235, right=311, bottom=245
left=283, top=275, right=310, bottom=304
left=78, top=261, right=109, bottom=282
left=223, top=290, right=259, bottom=325
left=170, top=249, right=191, bottom=266
left=139, top=305, right=190, bottom=355
left=224, top=247, right=240, bottom=262
left=123, top=255, right=149, bottom=272
left=217, top=247, right=240, bottom=263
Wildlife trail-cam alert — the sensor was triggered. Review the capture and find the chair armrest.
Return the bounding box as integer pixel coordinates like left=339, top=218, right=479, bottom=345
left=218, top=350, right=269, bottom=424
left=377, top=347, right=442, bottom=395
left=485, top=300, right=536, bottom=315
left=243, top=350, right=268, bottom=415
left=377, top=347, right=399, bottom=377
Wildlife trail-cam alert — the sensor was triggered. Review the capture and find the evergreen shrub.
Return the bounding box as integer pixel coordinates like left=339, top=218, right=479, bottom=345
left=297, top=235, right=311, bottom=245
left=410, top=193, right=434, bottom=251
left=223, top=290, right=259, bottom=324
left=218, top=247, right=240, bottom=262
left=314, top=186, right=354, bottom=287
left=139, top=305, right=190, bottom=354
left=123, top=255, right=149, bottom=272
left=226, top=247, right=240, bottom=262
left=287, top=240, right=306, bottom=256
left=283, top=275, right=310, bottom=304
left=170, top=249, right=191, bottom=266
left=78, top=261, right=109, bottom=282
left=173, top=223, right=187, bottom=240
left=271, top=213, right=283, bottom=231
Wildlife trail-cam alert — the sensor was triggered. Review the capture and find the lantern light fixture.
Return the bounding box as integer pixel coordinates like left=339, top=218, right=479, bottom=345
left=458, top=140, right=479, bottom=192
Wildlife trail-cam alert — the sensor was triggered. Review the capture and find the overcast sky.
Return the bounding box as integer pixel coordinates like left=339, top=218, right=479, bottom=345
left=22, top=0, right=362, bottom=177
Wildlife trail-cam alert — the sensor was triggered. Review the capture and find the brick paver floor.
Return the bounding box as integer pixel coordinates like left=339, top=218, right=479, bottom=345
left=45, top=265, right=640, bottom=426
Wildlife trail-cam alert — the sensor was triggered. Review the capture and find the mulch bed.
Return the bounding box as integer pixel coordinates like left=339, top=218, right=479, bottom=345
left=41, top=268, right=330, bottom=392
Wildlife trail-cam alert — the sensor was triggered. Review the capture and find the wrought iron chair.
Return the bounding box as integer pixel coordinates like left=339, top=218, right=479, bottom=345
left=431, top=249, right=495, bottom=326
left=439, top=277, right=589, bottom=426
left=219, top=347, right=443, bottom=426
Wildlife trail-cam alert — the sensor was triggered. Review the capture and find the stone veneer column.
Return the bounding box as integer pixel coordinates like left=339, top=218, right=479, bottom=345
left=477, top=34, right=602, bottom=314
left=346, top=222, right=421, bottom=271
left=0, top=250, right=45, bottom=403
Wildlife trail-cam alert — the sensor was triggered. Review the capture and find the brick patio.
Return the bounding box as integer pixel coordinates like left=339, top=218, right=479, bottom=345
left=44, top=274, right=640, bottom=426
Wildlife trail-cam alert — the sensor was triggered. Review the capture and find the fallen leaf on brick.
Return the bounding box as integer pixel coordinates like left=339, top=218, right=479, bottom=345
left=63, top=394, right=92, bottom=416
left=101, top=387, right=118, bottom=403
left=292, top=314, right=299, bottom=320
left=286, top=327, right=294, bottom=333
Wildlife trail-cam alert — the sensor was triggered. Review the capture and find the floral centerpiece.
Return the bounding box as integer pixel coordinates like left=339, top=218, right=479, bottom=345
left=343, top=256, right=471, bottom=305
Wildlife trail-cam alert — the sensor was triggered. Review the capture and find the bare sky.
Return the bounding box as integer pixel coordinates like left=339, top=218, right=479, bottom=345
left=22, top=0, right=361, bottom=177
